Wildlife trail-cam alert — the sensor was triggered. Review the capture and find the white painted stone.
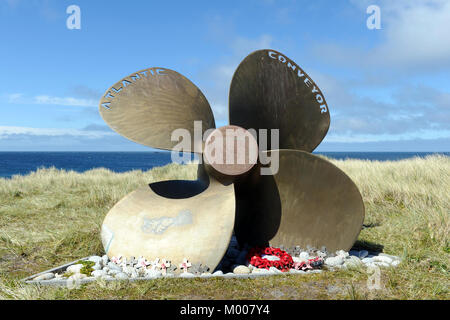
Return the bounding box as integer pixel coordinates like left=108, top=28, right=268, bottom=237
left=361, top=257, right=374, bottom=264
left=374, top=262, right=390, bottom=268
left=325, top=256, right=344, bottom=266
left=233, top=265, right=250, bottom=274
left=299, top=252, right=309, bottom=260
left=145, top=269, right=162, bottom=278
left=379, top=253, right=400, bottom=261
left=88, top=256, right=102, bottom=264
left=201, top=272, right=212, bottom=277
left=68, top=273, right=87, bottom=281
left=66, top=264, right=83, bottom=274
left=91, top=270, right=106, bottom=278
left=107, top=262, right=122, bottom=272
left=373, top=255, right=393, bottom=264
left=115, top=272, right=128, bottom=280
left=344, top=256, right=363, bottom=268
left=179, top=272, right=195, bottom=278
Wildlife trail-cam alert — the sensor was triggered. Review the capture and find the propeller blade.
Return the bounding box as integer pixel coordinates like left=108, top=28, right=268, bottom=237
left=100, top=67, right=215, bottom=152
left=234, top=150, right=365, bottom=252
left=101, top=165, right=235, bottom=271
left=229, top=49, right=330, bottom=152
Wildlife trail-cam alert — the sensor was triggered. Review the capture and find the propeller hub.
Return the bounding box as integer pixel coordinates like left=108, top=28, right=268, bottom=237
left=203, top=125, right=258, bottom=182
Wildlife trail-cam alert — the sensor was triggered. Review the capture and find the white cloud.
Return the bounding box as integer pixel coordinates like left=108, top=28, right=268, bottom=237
left=7, top=93, right=97, bottom=107
left=372, top=0, right=450, bottom=68
left=313, top=0, right=450, bottom=72
left=0, top=126, right=114, bottom=139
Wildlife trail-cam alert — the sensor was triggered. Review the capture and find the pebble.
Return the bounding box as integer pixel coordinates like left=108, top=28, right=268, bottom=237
left=102, top=255, right=109, bottom=265
left=107, top=262, right=122, bottom=272
left=201, top=272, right=212, bottom=277
left=179, top=272, right=195, bottom=278
left=68, top=273, right=87, bottom=281
left=91, top=270, right=106, bottom=278
left=361, top=257, right=374, bottom=264
left=33, top=272, right=55, bottom=281
left=115, top=272, right=128, bottom=280
left=145, top=269, right=162, bottom=278
left=373, top=256, right=393, bottom=264
left=88, top=256, right=102, bottom=264
left=325, top=256, right=344, bottom=266
left=299, top=252, right=309, bottom=260
left=212, top=270, right=223, bottom=276
left=233, top=265, right=250, bottom=274
left=379, top=253, right=399, bottom=260
left=344, top=256, right=363, bottom=268
left=359, top=250, right=369, bottom=259
left=66, top=264, right=83, bottom=274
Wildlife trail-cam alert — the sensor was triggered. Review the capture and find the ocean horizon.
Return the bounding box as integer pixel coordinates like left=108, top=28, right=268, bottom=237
left=0, top=151, right=448, bottom=179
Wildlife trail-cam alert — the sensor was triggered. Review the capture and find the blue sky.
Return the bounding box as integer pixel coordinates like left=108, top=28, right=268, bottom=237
left=0, top=0, right=449, bottom=151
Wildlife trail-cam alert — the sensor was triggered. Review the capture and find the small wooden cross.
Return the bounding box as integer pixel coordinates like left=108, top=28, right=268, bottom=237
left=149, top=258, right=160, bottom=270
left=158, top=258, right=171, bottom=275
left=179, top=258, right=192, bottom=273
left=137, top=256, right=149, bottom=268
left=111, top=255, right=122, bottom=264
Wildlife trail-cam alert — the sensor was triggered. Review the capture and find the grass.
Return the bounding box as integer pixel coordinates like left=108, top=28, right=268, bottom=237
left=0, top=155, right=448, bottom=300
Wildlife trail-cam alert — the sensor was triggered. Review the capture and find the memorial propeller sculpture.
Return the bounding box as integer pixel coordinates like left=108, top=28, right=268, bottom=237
left=98, top=49, right=365, bottom=272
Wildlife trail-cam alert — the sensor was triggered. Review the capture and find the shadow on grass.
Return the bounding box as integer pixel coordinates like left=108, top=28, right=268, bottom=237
left=351, top=240, right=384, bottom=253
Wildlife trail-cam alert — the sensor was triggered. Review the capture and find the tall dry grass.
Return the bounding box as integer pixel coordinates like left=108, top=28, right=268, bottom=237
left=0, top=155, right=448, bottom=299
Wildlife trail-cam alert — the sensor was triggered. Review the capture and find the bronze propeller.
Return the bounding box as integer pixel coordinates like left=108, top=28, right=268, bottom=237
left=98, top=49, right=365, bottom=272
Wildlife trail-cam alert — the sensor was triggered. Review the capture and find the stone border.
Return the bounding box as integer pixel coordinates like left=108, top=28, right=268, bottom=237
left=21, top=259, right=323, bottom=287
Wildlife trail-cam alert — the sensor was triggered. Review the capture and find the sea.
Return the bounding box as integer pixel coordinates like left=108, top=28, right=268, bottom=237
left=0, top=151, right=448, bottom=179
